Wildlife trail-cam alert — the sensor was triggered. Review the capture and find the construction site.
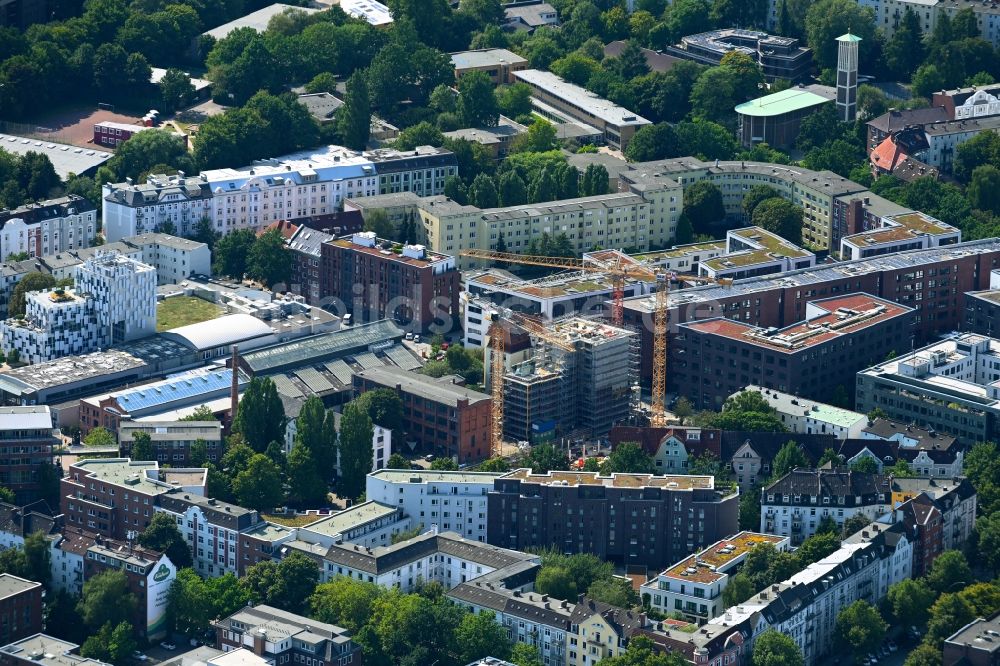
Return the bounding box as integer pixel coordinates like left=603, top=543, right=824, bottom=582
left=501, top=317, right=639, bottom=443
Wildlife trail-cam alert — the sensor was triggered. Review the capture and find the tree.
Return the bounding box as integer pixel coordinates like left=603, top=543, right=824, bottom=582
left=750, top=197, right=802, bottom=245
left=741, top=185, right=780, bottom=220
left=816, top=448, right=840, bottom=467
left=138, top=512, right=192, bottom=568
left=926, top=550, right=973, bottom=594
left=288, top=443, right=329, bottom=507
left=455, top=610, right=511, bottom=663
left=884, top=7, right=925, bottom=79
left=752, top=629, right=804, bottom=666
left=837, top=601, right=887, bottom=659
left=887, top=578, right=936, bottom=628
left=524, top=443, right=568, bottom=474
left=718, top=571, right=754, bottom=609
left=535, top=566, right=577, bottom=599
left=710, top=0, right=766, bottom=28
left=105, top=129, right=193, bottom=183
left=510, top=644, right=544, bottom=666
left=457, top=71, right=499, bottom=128
left=212, top=228, right=256, bottom=279
left=430, top=457, right=458, bottom=470
left=496, top=82, right=533, bottom=119
left=976, top=512, right=1000, bottom=574
left=738, top=485, right=761, bottom=531
left=233, top=377, right=285, bottom=452
left=386, top=453, right=410, bottom=470
left=913, top=64, right=946, bottom=100
left=247, top=228, right=292, bottom=288
left=159, top=68, right=194, bottom=113
left=339, top=70, right=371, bottom=150
left=804, top=0, right=876, bottom=70
left=841, top=514, right=871, bottom=538
left=771, top=441, right=808, bottom=480
left=955, top=132, right=1000, bottom=183
left=598, top=636, right=686, bottom=665
left=587, top=577, right=638, bottom=608
left=305, top=72, right=338, bottom=94
left=512, top=120, right=558, bottom=153
left=241, top=551, right=319, bottom=614
left=701, top=390, right=787, bottom=432
left=681, top=181, right=725, bottom=235
left=9, top=272, right=56, bottom=318
left=850, top=456, right=879, bottom=473
left=969, top=165, right=1000, bottom=214
left=77, top=570, right=137, bottom=630
left=130, top=431, right=155, bottom=461
left=338, top=402, right=373, bottom=500
left=816, top=515, right=840, bottom=535
left=624, top=123, right=679, bottom=162
left=926, top=593, right=974, bottom=645
left=310, top=577, right=384, bottom=633
left=599, top=442, right=655, bottom=475
left=84, top=426, right=115, bottom=448
left=904, top=645, right=943, bottom=666
left=168, top=569, right=250, bottom=638
left=957, top=581, right=1000, bottom=617
left=796, top=532, right=840, bottom=565
left=965, top=441, right=1000, bottom=515
left=233, top=454, right=284, bottom=511
left=580, top=164, right=609, bottom=197
left=478, top=457, right=509, bottom=472
left=294, top=396, right=338, bottom=480
left=468, top=173, right=499, bottom=208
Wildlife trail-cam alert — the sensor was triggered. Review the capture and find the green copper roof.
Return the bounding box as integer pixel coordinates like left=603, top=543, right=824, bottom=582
left=837, top=33, right=862, bottom=42
left=735, top=88, right=833, bottom=118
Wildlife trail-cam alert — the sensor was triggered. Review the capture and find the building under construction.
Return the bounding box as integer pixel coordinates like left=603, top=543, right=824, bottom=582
left=502, top=317, right=638, bottom=442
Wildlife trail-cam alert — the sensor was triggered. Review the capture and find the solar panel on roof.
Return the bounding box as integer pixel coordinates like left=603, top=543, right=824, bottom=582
left=324, top=359, right=354, bottom=385
left=271, top=374, right=304, bottom=398
left=353, top=352, right=384, bottom=370
left=384, top=344, right=421, bottom=371
left=294, top=367, right=335, bottom=394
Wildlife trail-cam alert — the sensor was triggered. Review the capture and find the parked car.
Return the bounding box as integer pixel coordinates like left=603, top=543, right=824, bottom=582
left=132, top=652, right=148, bottom=662
left=160, top=642, right=176, bottom=651
left=887, top=641, right=898, bottom=652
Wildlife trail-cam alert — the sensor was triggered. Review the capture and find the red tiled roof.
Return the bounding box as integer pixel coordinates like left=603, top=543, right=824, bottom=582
left=261, top=220, right=300, bottom=240
left=870, top=136, right=909, bottom=173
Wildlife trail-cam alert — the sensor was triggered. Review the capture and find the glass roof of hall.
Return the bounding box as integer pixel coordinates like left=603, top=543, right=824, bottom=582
left=242, top=319, right=405, bottom=374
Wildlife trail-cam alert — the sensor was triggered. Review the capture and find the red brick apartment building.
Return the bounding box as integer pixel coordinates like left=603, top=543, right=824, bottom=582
left=0, top=408, right=57, bottom=505
left=622, top=238, right=1000, bottom=386
left=673, top=294, right=914, bottom=409
left=61, top=459, right=206, bottom=540
left=0, top=575, right=42, bottom=646
left=353, top=366, right=491, bottom=462
left=321, top=232, right=460, bottom=334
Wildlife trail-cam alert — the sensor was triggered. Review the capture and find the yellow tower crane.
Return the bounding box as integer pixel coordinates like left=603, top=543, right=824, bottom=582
left=462, top=249, right=732, bottom=432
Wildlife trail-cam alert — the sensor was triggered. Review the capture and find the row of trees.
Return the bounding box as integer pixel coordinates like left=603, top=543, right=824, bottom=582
left=211, top=227, right=292, bottom=287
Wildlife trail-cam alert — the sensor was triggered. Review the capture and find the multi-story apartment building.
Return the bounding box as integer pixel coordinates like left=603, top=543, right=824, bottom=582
left=346, top=177, right=683, bottom=269
left=487, top=469, right=739, bottom=569
left=761, top=468, right=892, bottom=545
left=665, top=29, right=812, bottom=82
left=640, top=532, right=790, bottom=624
left=125, top=233, right=211, bottom=284
left=0, top=252, right=157, bottom=364
left=365, top=469, right=501, bottom=542
left=747, top=386, right=868, bottom=438
left=0, top=196, right=97, bottom=258
left=856, top=332, right=1000, bottom=444
left=727, top=432, right=838, bottom=493
left=513, top=70, right=651, bottom=151
left=933, top=82, right=1000, bottom=120
left=0, top=407, right=56, bottom=504
left=155, top=493, right=293, bottom=577
left=82, top=537, right=176, bottom=639
left=286, top=225, right=334, bottom=303
left=0, top=576, right=42, bottom=646
left=60, top=458, right=208, bottom=540
left=920, top=116, right=1000, bottom=173
left=622, top=238, right=1000, bottom=387
left=451, top=49, right=530, bottom=85
left=353, top=366, right=491, bottom=462
left=102, top=146, right=456, bottom=242
left=294, top=501, right=409, bottom=551
left=891, top=476, right=977, bottom=552
left=214, top=605, right=362, bottom=666
left=698, top=227, right=816, bottom=280
left=674, top=294, right=914, bottom=409
left=320, top=231, right=460, bottom=334
left=332, top=411, right=392, bottom=476
left=118, top=420, right=224, bottom=466
left=861, top=418, right=964, bottom=478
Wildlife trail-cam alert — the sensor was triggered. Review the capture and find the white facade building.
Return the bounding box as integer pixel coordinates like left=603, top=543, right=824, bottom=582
left=365, top=469, right=500, bottom=542
left=126, top=233, right=211, bottom=284
left=0, top=196, right=97, bottom=259
left=0, top=252, right=157, bottom=363
left=640, top=532, right=790, bottom=623
left=745, top=386, right=869, bottom=438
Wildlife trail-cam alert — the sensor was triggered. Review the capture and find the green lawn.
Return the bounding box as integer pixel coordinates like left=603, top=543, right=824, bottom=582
left=156, top=296, right=224, bottom=332
left=263, top=513, right=323, bottom=527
